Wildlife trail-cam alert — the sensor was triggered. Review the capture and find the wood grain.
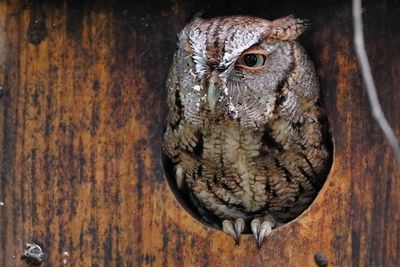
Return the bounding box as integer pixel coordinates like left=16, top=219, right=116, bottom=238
left=0, top=1, right=399, bottom=266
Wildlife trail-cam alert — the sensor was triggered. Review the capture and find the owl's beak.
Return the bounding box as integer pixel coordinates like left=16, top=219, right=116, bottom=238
left=207, top=81, right=219, bottom=112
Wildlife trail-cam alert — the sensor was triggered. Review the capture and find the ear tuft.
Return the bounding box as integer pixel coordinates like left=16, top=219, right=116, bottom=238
left=270, top=15, right=310, bottom=40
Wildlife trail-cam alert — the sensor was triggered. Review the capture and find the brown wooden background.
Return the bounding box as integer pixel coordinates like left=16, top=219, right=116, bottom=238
left=0, top=0, right=399, bottom=266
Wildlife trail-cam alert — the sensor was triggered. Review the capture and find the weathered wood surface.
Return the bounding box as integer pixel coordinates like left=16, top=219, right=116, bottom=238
left=0, top=0, right=399, bottom=266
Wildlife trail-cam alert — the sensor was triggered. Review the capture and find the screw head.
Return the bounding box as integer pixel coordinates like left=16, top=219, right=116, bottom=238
left=314, top=252, right=328, bottom=267
left=21, top=243, right=45, bottom=266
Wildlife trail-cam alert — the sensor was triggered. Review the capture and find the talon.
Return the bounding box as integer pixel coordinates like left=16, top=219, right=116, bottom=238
left=257, top=220, right=273, bottom=248
left=175, top=166, right=185, bottom=189
left=223, top=219, right=246, bottom=245
left=223, top=220, right=238, bottom=244
left=234, top=218, right=245, bottom=245
left=251, top=219, right=260, bottom=241
left=251, top=217, right=275, bottom=248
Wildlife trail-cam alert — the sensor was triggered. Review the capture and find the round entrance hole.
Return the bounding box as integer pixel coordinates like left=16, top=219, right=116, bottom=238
left=161, top=14, right=334, bottom=234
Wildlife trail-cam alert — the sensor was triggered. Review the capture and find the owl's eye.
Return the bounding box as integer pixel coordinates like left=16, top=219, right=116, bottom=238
left=236, top=53, right=266, bottom=69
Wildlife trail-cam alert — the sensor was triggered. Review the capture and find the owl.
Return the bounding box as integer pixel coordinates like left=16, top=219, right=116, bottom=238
left=163, top=15, right=331, bottom=248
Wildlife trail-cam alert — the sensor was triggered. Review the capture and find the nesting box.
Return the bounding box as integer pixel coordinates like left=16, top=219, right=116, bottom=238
left=0, top=1, right=399, bottom=266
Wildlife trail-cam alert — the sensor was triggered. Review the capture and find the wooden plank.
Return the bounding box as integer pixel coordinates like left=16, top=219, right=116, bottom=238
left=0, top=1, right=399, bottom=266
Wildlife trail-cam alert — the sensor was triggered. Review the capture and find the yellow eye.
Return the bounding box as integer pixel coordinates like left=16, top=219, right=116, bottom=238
left=236, top=53, right=266, bottom=69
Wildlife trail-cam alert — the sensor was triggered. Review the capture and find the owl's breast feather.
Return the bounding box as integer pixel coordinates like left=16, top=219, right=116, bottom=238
left=198, top=124, right=267, bottom=213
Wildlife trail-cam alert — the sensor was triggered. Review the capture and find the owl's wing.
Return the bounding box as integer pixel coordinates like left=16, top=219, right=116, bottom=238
left=163, top=61, right=200, bottom=161
left=163, top=54, right=220, bottom=224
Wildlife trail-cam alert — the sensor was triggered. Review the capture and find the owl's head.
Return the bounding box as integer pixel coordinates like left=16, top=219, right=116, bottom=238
left=171, top=15, right=319, bottom=128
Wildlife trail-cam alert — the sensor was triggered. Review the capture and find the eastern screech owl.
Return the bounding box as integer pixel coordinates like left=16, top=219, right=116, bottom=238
left=163, top=15, right=332, bottom=247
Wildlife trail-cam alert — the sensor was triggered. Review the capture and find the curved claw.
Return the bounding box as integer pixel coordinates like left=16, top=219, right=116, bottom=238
left=251, top=219, right=261, bottom=241
left=257, top=221, right=273, bottom=248
left=251, top=217, right=275, bottom=248
left=223, top=220, right=238, bottom=244
left=223, top=219, right=246, bottom=246
left=234, top=218, right=245, bottom=245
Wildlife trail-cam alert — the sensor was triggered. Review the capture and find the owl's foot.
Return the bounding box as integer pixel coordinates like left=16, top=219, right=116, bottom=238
left=222, top=218, right=245, bottom=245
left=251, top=217, right=275, bottom=248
